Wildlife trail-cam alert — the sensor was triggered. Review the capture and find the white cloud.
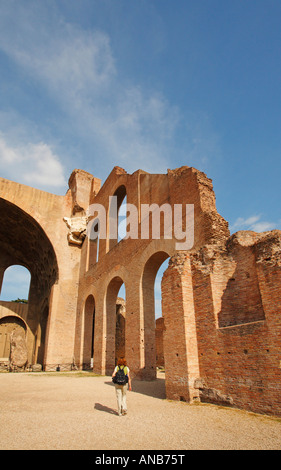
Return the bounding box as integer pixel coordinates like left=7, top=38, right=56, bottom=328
left=22, top=142, right=67, bottom=188
left=0, top=1, right=220, bottom=185
left=0, top=137, right=19, bottom=164
left=8, top=28, right=116, bottom=102
left=97, top=87, right=179, bottom=173
left=249, top=221, right=277, bottom=232
left=0, top=134, right=66, bottom=189
left=0, top=3, right=191, bottom=176
left=230, top=214, right=277, bottom=233
left=0, top=5, right=176, bottom=174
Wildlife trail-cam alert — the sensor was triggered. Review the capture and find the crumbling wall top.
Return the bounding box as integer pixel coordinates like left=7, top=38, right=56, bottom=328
left=68, top=168, right=101, bottom=215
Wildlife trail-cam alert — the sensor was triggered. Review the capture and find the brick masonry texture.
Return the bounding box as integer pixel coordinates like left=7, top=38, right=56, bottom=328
left=0, top=166, right=281, bottom=416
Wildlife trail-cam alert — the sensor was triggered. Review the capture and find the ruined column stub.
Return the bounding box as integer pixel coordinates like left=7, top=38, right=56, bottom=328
left=64, top=169, right=101, bottom=246
left=162, top=252, right=200, bottom=402
left=168, top=252, right=190, bottom=272
left=68, top=169, right=101, bottom=215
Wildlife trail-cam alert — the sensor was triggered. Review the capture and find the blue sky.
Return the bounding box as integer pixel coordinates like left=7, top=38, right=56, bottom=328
left=1, top=0, right=281, bottom=306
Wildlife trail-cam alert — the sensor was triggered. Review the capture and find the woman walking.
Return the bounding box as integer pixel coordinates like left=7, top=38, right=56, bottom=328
left=112, top=358, right=132, bottom=416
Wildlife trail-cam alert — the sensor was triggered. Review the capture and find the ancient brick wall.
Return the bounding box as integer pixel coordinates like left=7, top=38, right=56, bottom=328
left=1, top=165, right=281, bottom=416
left=0, top=170, right=97, bottom=369
left=155, top=317, right=164, bottom=368
left=76, top=166, right=229, bottom=381
left=190, top=231, right=281, bottom=416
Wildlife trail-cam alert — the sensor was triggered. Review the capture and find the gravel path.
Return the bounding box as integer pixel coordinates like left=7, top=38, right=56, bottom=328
left=0, top=371, right=280, bottom=450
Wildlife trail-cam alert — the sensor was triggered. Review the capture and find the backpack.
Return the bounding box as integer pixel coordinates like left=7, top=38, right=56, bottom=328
left=113, top=366, right=128, bottom=385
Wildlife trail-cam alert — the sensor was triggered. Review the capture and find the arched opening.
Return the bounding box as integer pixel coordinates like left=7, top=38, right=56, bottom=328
left=154, top=259, right=169, bottom=370
left=0, top=315, right=27, bottom=367
left=87, top=218, right=100, bottom=268
left=154, top=260, right=169, bottom=320
left=0, top=265, right=31, bottom=302
left=142, top=251, right=170, bottom=380
left=0, top=198, right=58, bottom=368
left=118, top=195, right=127, bottom=242
left=82, top=294, right=96, bottom=370
left=108, top=185, right=127, bottom=251
left=105, top=276, right=126, bottom=374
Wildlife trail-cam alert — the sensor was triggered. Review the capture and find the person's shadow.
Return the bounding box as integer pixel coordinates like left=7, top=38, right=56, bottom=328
left=94, top=402, right=118, bottom=415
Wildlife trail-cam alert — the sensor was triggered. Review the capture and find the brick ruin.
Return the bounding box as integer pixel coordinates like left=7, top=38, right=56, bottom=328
left=0, top=165, right=281, bottom=416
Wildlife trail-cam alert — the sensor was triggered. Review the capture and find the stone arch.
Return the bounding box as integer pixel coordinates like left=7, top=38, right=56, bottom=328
left=108, top=185, right=127, bottom=251
left=115, top=296, right=126, bottom=365
left=0, top=315, right=27, bottom=369
left=0, top=264, right=31, bottom=302
left=87, top=218, right=100, bottom=269
left=105, top=275, right=126, bottom=374
left=141, top=250, right=170, bottom=380
left=0, top=313, right=27, bottom=329
left=82, top=294, right=96, bottom=369
left=0, top=198, right=58, bottom=366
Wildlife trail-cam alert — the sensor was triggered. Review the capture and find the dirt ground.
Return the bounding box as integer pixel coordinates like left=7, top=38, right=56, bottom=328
left=0, top=371, right=281, bottom=450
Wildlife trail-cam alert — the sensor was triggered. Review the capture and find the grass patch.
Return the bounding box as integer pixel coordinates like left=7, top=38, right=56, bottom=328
left=0, top=370, right=103, bottom=377
left=28, top=371, right=103, bottom=378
